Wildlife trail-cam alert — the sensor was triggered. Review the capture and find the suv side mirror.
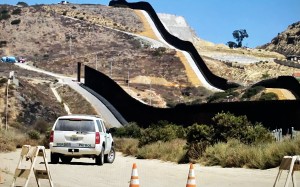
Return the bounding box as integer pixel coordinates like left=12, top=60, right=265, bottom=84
left=107, top=127, right=116, bottom=134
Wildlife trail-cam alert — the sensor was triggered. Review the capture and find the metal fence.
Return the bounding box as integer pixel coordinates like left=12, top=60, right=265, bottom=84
left=272, top=127, right=298, bottom=141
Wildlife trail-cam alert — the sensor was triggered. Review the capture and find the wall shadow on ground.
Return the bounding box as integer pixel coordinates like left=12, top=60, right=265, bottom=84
left=109, top=0, right=239, bottom=90
left=84, top=65, right=300, bottom=130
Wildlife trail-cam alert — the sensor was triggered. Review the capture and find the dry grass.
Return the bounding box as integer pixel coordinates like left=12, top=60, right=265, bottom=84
left=114, top=138, right=186, bottom=163
left=114, top=136, right=300, bottom=169
left=136, top=139, right=187, bottom=162
left=114, top=138, right=139, bottom=156
left=201, top=137, right=300, bottom=169
left=0, top=128, right=40, bottom=152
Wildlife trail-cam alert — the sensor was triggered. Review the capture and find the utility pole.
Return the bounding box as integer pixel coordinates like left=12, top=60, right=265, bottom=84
left=110, top=58, right=113, bottom=77
left=149, top=80, right=152, bottom=106
left=5, top=71, right=13, bottom=131
left=5, top=80, right=8, bottom=130
left=95, top=54, right=98, bottom=70
left=69, top=34, right=72, bottom=57
left=127, top=70, right=130, bottom=88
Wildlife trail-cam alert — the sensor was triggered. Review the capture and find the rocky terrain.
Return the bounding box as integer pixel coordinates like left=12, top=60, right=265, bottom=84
left=258, top=21, right=300, bottom=56
left=193, top=39, right=298, bottom=85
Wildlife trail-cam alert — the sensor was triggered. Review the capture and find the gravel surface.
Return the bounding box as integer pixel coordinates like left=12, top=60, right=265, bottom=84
left=1, top=149, right=299, bottom=187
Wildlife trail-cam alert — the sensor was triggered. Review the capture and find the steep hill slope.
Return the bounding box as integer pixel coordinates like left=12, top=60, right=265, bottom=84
left=1, top=4, right=206, bottom=107
left=0, top=2, right=298, bottom=111
left=258, top=21, right=300, bottom=56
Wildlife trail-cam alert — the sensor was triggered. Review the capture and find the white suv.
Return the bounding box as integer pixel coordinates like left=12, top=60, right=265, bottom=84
left=49, top=115, right=115, bottom=165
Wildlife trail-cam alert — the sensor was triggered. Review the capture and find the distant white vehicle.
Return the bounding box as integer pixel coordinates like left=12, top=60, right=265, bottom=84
left=49, top=115, right=115, bottom=165
left=58, top=1, right=69, bottom=4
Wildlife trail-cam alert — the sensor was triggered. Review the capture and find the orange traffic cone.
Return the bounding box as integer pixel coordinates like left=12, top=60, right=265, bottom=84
left=129, top=163, right=140, bottom=187
left=186, top=163, right=196, bottom=187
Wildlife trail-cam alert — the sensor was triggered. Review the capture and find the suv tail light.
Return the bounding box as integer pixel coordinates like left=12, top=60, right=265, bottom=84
left=50, top=130, right=54, bottom=142
left=95, top=132, right=100, bottom=144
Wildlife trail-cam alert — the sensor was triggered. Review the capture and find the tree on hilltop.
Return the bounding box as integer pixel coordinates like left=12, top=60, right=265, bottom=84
left=17, top=2, right=28, bottom=7
left=227, top=29, right=249, bottom=48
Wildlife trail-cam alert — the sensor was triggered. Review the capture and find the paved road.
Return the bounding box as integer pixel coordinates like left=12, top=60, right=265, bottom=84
left=15, top=63, right=122, bottom=128
left=1, top=149, right=297, bottom=187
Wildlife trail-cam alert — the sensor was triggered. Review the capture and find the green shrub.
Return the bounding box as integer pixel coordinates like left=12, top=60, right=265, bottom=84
left=11, top=19, right=21, bottom=25
left=28, top=130, right=40, bottom=140
left=212, top=112, right=273, bottom=144
left=183, top=113, right=273, bottom=161
left=242, top=86, right=264, bottom=99
left=138, top=121, right=185, bottom=146
left=42, top=127, right=52, bottom=148
left=0, top=9, right=11, bottom=20
left=34, top=119, right=51, bottom=134
left=114, top=122, right=141, bottom=138
left=245, top=123, right=274, bottom=144
left=43, top=54, right=49, bottom=59
left=259, top=92, right=278, bottom=101
left=261, top=72, right=270, bottom=79
left=0, top=78, right=8, bottom=86
left=12, top=8, right=22, bottom=15
left=153, top=47, right=167, bottom=56
left=207, top=89, right=238, bottom=103
left=186, top=124, right=213, bottom=143
left=0, top=40, right=7, bottom=47
left=1, top=9, right=9, bottom=14
left=17, top=2, right=29, bottom=7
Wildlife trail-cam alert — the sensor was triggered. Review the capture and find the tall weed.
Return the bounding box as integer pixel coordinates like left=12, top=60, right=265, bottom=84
left=137, top=139, right=186, bottom=162
left=202, top=137, right=300, bottom=169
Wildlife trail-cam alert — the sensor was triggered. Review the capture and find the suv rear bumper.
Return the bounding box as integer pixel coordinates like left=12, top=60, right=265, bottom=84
left=50, top=143, right=101, bottom=156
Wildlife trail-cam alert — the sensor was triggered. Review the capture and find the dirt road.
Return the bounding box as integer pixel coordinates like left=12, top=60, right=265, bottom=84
left=1, top=149, right=298, bottom=187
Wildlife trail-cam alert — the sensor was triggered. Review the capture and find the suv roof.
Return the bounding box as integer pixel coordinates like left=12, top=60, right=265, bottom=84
left=58, top=114, right=103, bottom=120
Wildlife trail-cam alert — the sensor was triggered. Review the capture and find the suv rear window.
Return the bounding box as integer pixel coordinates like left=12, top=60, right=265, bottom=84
left=55, top=119, right=95, bottom=132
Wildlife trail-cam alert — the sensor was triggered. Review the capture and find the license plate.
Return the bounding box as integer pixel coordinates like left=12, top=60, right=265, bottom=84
left=56, top=143, right=93, bottom=148
left=78, top=143, right=93, bottom=148
left=56, top=143, right=71, bottom=147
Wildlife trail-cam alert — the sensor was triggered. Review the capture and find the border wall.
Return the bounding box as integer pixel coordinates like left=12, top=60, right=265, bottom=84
left=84, top=65, right=300, bottom=130
left=253, top=76, right=300, bottom=98
left=109, top=0, right=239, bottom=90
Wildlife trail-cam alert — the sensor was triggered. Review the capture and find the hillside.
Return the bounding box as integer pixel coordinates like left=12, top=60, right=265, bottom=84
left=258, top=21, right=300, bottom=56
left=0, top=63, right=65, bottom=129
left=158, top=11, right=297, bottom=85
left=0, top=2, right=299, bottom=116
left=1, top=4, right=208, bottom=107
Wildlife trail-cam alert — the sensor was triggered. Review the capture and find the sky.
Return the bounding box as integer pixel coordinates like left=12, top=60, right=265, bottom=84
left=2, top=0, right=300, bottom=48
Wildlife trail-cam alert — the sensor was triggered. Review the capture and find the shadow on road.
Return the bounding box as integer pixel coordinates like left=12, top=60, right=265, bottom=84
left=44, top=162, right=98, bottom=166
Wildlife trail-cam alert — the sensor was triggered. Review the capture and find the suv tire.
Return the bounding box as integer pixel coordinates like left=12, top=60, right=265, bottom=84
left=105, top=147, right=115, bottom=163
left=50, top=152, right=59, bottom=164
left=96, top=147, right=104, bottom=165
left=61, top=155, right=72, bottom=164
